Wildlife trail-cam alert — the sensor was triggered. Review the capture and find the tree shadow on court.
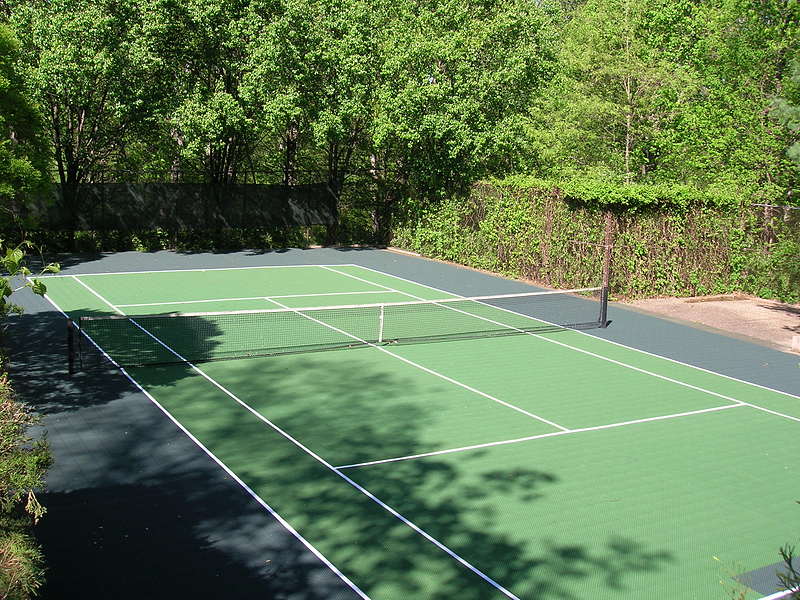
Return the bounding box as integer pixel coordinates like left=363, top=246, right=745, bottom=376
left=21, top=251, right=106, bottom=274
left=9, top=306, right=365, bottom=599
left=36, top=477, right=361, bottom=600
left=6, top=309, right=130, bottom=415
left=143, top=351, right=675, bottom=599
left=7, top=302, right=232, bottom=415
left=9, top=296, right=675, bottom=599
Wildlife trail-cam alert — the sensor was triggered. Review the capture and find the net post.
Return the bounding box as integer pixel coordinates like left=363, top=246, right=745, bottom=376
left=599, top=287, right=609, bottom=328
left=378, top=304, right=385, bottom=343
left=599, top=210, right=614, bottom=328
left=67, top=319, right=76, bottom=376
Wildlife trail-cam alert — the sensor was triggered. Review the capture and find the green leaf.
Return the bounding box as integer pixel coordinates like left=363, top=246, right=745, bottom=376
left=3, top=248, right=23, bottom=274
left=0, top=278, right=12, bottom=298
left=30, top=279, right=47, bottom=296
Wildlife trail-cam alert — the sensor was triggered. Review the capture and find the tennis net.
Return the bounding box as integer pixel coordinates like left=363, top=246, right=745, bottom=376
left=70, top=287, right=608, bottom=371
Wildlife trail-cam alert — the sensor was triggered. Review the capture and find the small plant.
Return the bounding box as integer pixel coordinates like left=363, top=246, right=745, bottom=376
left=0, top=240, right=57, bottom=600
left=713, top=556, right=750, bottom=600
left=778, top=543, right=800, bottom=599
left=0, top=240, right=59, bottom=318
left=0, top=532, right=46, bottom=600
left=0, top=371, right=51, bottom=600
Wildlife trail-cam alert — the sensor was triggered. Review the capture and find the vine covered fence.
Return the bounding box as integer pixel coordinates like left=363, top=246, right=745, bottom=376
left=393, top=180, right=800, bottom=303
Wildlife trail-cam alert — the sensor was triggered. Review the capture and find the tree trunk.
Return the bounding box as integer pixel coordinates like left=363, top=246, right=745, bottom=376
left=623, top=0, right=634, bottom=185
left=625, top=107, right=633, bottom=184
left=369, top=154, right=396, bottom=245
left=283, top=122, right=299, bottom=186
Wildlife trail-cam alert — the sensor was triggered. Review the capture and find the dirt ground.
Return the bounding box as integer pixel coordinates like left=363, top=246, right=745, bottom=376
left=622, top=294, right=800, bottom=355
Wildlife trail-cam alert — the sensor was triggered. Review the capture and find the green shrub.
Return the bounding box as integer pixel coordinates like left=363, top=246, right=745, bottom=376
left=0, top=530, right=46, bottom=600
left=0, top=242, right=56, bottom=599
left=394, top=179, right=799, bottom=302
left=0, top=372, right=50, bottom=600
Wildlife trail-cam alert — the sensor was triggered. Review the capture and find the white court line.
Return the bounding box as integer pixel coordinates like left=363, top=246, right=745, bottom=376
left=328, top=265, right=800, bottom=424
left=117, top=290, right=392, bottom=308
left=72, top=277, right=522, bottom=600
left=358, top=261, right=800, bottom=402
left=323, top=267, right=754, bottom=408
left=758, top=588, right=798, bottom=600
left=70, top=271, right=565, bottom=430
left=72, top=276, right=125, bottom=314
left=39, top=263, right=361, bottom=278
left=335, top=403, right=742, bottom=469
left=89, top=288, right=599, bottom=320
left=32, top=284, right=371, bottom=600
left=263, top=297, right=567, bottom=431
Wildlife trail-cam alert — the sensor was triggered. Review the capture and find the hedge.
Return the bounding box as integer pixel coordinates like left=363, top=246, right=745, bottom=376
left=393, top=178, right=799, bottom=302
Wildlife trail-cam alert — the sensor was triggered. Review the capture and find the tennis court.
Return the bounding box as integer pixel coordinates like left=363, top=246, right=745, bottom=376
left=36, top=261, right=800, bottom=599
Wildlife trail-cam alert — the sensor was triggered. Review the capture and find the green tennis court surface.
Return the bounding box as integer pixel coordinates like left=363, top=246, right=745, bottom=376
left=39, top=264, right=799, bottom=599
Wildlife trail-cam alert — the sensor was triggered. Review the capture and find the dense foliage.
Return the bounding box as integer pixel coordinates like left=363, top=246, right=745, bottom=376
left=0, top=0, right=797, bottom=281
left=0, top=24, right=54, bottom=599
left=0, top=244, right=56, bottom=600
left=0, top=24, right=47, bottom=207
left=0, top=374, right=50, bottom=600
left=774, top=59, right=800, bottom=167
left=394, top=179, right=800, bottom=301
left=6, top=0, right=553, bottom=228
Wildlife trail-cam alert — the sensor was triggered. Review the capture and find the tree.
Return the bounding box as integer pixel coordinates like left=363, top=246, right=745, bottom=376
left=0, top=368, right=50, bottom=600
left=651, top=0, right=800, bottom=190
left=0, top=24, right=48, bottom=219
left=9, top=0, right=169, bottom=185
left=0, top=242, right=58, bottom=316
left=299, top=0, right=380, bottom=199
left=777, top=542, right=800, bottom=599
left=159, top=0, right=267, bottom=183
left=241, top=0, right=379, bottom=193
left=370, top=0, right=556, bottom=241
left=772, top=59, right=800, bottom=167
left=527, top=0, right=695, bottom=183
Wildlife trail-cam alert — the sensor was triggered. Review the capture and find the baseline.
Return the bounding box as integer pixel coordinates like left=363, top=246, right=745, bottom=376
left=38, top=263, right=361, bottom=278
left=117, top=290, right=390, bottom=308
